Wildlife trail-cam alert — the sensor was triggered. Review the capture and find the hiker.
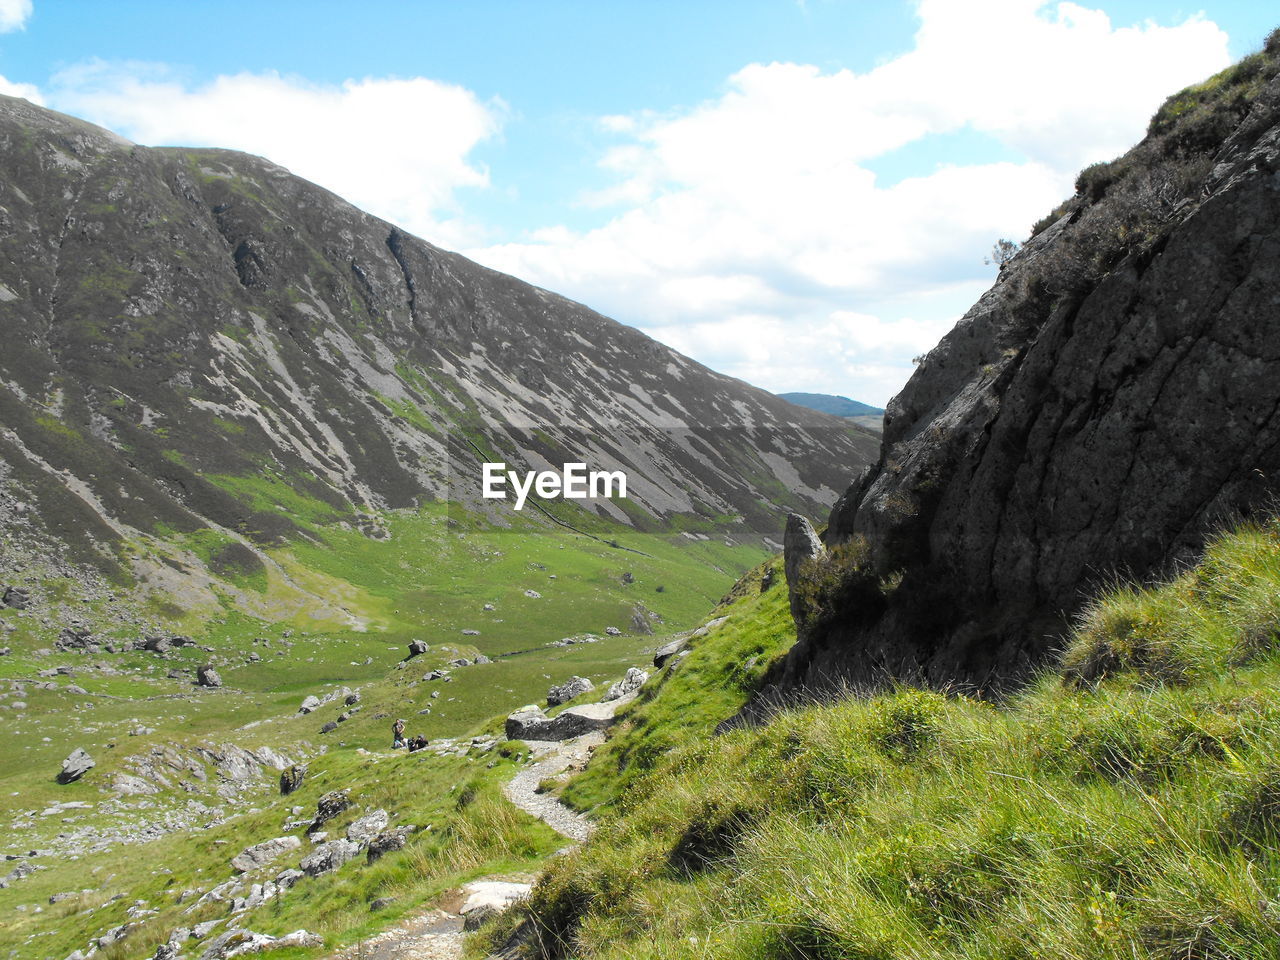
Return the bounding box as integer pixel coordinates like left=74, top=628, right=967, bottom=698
left=392, top=718, right=406, bottom=749
left=408, top=734, right=428, bottom=753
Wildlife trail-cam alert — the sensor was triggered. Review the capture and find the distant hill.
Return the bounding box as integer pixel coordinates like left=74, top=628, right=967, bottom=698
left=778, top=392, right=884, bottom=418
left=778, top=393, right=884, bottom=431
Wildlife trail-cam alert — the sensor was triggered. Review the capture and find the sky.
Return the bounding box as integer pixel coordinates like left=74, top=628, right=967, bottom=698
left=0, top=1, right=1275, bottom=407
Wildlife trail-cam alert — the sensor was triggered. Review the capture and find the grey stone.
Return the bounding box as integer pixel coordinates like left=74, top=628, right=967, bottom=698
left=57, top=748, right=94, bottom=784
left=653, top=638, right=688, bottom=668
left=546, top=675, right=593, bottom=706
left=505, top=702, right=615, bottom=741
left=299, top=839, right=358, bottom=877
left=196, top=666, right=221, bottom=688
left=230, top=836, right=301, bottom=873
left=407, top=640, right=428, bottom=657
left=365, top=826, right=414, bottom=864
left=345, top=809, right=388, bottom=845
left=309, top=789, right=351, bottom=832
left=297, top=696, right=320, bottom=714
left=602, top=667, right=648, bottom=702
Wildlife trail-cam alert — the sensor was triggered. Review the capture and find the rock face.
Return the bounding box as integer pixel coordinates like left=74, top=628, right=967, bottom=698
left=0, top=93, right=876, bottom=622
left=230, top=837, right=301, bottom=873
left=546, top=675, right=594, bottom=706
left=57, top=748, right=94, bottom=784
left=505, top=702, right=616, bottom=741
left=602, top=667, right=648, bottom=702
left=768, top=62, right=1280, bottom=697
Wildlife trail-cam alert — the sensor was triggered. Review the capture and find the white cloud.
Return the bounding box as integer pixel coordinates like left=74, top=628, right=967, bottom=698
left=0, top=72, right=41, bottom=103
left=48, top=62, right=504, bottom=247
left=469, top=1, right=1231, bottom=405
left=0, top=0, right=31, bottom=33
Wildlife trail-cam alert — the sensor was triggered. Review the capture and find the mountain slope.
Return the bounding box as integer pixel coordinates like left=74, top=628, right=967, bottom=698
left=770, top=42, right=1280, bottom=696
left=0, top=94, right=877, bottom=626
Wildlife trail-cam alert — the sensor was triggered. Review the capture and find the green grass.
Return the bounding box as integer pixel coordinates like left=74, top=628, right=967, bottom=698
left=493, top=520, right=1280, bottom=959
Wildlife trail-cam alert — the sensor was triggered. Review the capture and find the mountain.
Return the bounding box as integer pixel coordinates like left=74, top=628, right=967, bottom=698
left=779, top=392, right=885, bottom=433
left=767, top=43, right=1280, bottom=698
left=0, top=94, right=878, bottom=627
left=777, top=392, right=883, bottom=419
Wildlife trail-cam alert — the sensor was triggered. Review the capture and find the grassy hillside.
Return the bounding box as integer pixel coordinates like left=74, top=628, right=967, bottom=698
left=491, top=519, right=1280, bottom=959
left=0, top=503, right=766, bottom=959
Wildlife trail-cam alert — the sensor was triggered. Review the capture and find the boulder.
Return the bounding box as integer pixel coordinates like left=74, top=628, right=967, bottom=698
left=309, top=789, right=351, bottom=832
left=297, top=696, right=320, bottom=714
left=197, top=928, right=322, bottom=959
left=57, top=748, right=94, bottom=784
left=653, top=638, right=688, bottom=668
left=345, top=809, right=388, bottom=845
left=231, top=837, right=301, bottom=873
left=299, top=839, right=358, bottom=877
left=366, top=826, right=414, bottom=864
left=459, top=880, right=531, bottom=932
left=407, top=640, right=429, bottom=657
left=602, top=667, right=648, bottom=702
left=605, top=626, right=622, bottom=636
left=344, top=692, right=360, bottom=705
left=547, top=675, right=593, bottom=706
left=783, top=513, right=824, bottom=623
left=1, top=586, right=29, bottom=610
left=279, top=764, right=306, bottom=795
left=505, top=702, right=615, bottom=741
left=319, top=720, right=338, bottom=734
left=196, top=665, right=222, bottom=688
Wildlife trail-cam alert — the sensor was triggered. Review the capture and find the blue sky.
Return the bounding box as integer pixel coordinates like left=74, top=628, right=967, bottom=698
left=1, top=1, right=1275, bottom=406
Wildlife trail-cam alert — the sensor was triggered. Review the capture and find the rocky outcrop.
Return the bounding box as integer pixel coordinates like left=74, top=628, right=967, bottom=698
left=783, top=513, right=823, bottom=622
left=57, top=748, right=94, bottom=784
left=547, top=676, right=594, bottom=706
left=767, top=61, right=1280, bottom=698
left=505, top=702, right=615, bottom=741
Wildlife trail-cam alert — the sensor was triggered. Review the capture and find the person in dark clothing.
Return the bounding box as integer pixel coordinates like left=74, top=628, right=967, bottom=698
left=392, top=718, right=406, bottom=748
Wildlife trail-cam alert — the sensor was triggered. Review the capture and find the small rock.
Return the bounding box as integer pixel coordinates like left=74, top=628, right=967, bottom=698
left=605, top=626, right=622, bottom=636
left=297, top=696, right=320, bottom=715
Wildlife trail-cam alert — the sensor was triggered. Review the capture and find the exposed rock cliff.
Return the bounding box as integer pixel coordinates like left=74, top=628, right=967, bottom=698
left=775, top=45, right=1280, bottom=695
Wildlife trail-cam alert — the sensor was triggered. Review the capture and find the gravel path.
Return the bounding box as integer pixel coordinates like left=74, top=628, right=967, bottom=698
left=327, top=910, right=464, bottom=960
left=502, top=732, right=604, bottom=842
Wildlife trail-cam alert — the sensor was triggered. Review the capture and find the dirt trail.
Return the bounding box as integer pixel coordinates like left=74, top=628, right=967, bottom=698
left=502, top=731, right=603, bottom=842
left=322, top=694, right=633, bottom=959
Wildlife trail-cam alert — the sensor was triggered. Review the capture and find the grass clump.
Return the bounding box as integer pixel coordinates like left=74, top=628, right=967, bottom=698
left=498, top=519, right=1280, bottom=960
